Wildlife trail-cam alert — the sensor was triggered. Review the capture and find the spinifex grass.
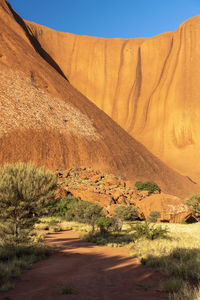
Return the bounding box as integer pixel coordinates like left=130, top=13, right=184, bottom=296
left=132, top=223, right=200, bottom=299
left=0, top=242, right=53, bottom=291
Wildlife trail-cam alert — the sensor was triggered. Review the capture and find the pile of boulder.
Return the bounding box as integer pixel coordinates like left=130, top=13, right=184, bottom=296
left=56, top=168, right=192, bottom=223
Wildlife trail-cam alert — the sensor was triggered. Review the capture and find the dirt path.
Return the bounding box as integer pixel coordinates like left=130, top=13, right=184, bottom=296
left=2, top=230, right=165, bottom=300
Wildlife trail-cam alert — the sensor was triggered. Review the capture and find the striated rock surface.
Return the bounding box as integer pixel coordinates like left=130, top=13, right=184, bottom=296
left=26, top=14, right=200, bottom=180
left=0, top=0, right=199, bottom=197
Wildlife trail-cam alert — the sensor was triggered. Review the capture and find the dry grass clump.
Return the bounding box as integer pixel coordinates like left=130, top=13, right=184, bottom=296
left=131, top=223, right=200, bottom=299
left=38, top=217, right=92, bottom=233
left=0, top=241, right=52, bottom=291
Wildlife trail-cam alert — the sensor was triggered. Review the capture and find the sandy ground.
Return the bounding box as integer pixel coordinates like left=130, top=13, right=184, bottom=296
left=1, top=230, right=165, bottom=300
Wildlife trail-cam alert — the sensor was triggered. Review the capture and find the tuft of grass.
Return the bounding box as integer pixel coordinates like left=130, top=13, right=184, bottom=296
left=0, top=281, right=14, bottom=292
left=0, top=243, right=53, bottom=291
left=160, top=278, right=183, bottom=293
left=81, top=231, right=135, bottom=247
left=136, top=283, right=153, bottom=291
left=134, top=223, right=200, bottom=299
left=132, top=221, right=169, bottom=240
left=60, top=285, right=74, bottom=295
left=34, top=223, right=49, bottom=231
left=168, top=283, right=200, bottom=300
left=50, top=226, right=62, bottom=233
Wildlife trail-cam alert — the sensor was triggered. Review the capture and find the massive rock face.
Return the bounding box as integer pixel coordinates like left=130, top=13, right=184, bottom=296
left=0, top=0, right=199, bottom=197
left=26, top=14, right=200, bottom=180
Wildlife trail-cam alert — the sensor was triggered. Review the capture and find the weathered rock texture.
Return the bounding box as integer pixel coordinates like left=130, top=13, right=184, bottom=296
left=26, top=14, right=200, bottom=180
left=56, top=168, right=191, bottom=223
left=0, top=0, right=199, bottom=197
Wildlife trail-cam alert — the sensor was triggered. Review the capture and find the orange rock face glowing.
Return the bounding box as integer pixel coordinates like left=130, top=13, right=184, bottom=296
left=27, top=15, right=200, bottom=180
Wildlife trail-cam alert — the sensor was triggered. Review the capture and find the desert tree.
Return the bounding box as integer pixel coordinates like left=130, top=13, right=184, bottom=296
left=66, top=199, right=103, bottom=233
left=0, top=162, right=57, bottom=242
left=113, top=205, right=138, bottom=231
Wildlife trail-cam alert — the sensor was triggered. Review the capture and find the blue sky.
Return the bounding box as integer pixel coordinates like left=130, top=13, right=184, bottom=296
left=9, top=0, right=200, bottom=38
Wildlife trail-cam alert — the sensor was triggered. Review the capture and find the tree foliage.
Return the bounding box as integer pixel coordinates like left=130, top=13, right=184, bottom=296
left=113, top=205, right=138, bottom=231
left=135, top=181, right=161, bottom=194
left=114, top=205, right=138, bottom=221
left=0, top=162, right=57, bottom=242
left=50, top=194, right=79, bottom=217
left=185, top=194, right=200, bottom=216
left=66, top=199, right=103, bottom=232
left=95, top=217, right=112, bottom=235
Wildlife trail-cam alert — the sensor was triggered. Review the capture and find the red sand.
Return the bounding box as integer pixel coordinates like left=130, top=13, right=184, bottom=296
left=2, top=230, right=165, bottom=300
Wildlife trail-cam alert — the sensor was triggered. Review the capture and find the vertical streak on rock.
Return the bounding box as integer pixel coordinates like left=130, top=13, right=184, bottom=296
left=161, top=28, right=183, bottom=154
left=127, top=46, right=142, bottom=132
left=102, top=39, right=107, bottom=111
left=67, top=35, right=77, bottom=78
left=143, top=37, right=174, bottom=130
left=112, top=39, right=128, bottom=120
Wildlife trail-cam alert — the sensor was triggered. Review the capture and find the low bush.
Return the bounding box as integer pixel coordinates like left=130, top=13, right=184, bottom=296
left=113, top=205, right=138, bottom=231
left=135, top=181, right=161, bottom=194
left=114, top=205, right=138, bottom=222
left=50, top=194, right=80, bottom=217
left=34, top=223, right=49, bottom=231
left=50, top=226, right=61, bottom=232
left=160, top=278, right=183, bottom=293
left=82, top=231, right=135, bottom=246
left=66, top=199, right=103, bottom=233
left=185, top=194, right=200, bottom=217
left=132, top=221, right=168, bottom=240
left=95, top=217, right=112, bottom=235
left=60, top=285, right=74, bottom=295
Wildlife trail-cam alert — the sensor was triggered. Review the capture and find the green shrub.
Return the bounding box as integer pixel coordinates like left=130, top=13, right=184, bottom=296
left=50, top=226, right=61, bottom=232
left=160, top=278, right=183, bottom=293
left=47, top=219, right=59, bottom=226
left=95, top=217, right=112, bottom=235
left=0, top=162, right=57, bottom=243
left=114, top=205, right=138, bottom=222
left=50, top=194, right=80, bottom=217
left=135, top=181, right=161, bottom=194
left=66, top=200, right=104, bottom=233
left=148, top=211, right=161, bottom=223
left=185, top=194, right=200, bottom=216
left=82, top=231, right=134, bottom=246
left=60, top=285, right=74, bottom=295
left=133, top=222, right=168, bottom=240
left=34, top=223, right=49, bottom=231
left=113, top=205, right=138, bottom=231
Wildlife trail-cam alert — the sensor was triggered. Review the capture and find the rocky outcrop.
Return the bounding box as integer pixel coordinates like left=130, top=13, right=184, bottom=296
left=56, top=167, right=191, bottom=222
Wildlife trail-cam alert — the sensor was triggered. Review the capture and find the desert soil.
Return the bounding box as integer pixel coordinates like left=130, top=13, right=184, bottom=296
left=1, top=230, right=165, bottom=300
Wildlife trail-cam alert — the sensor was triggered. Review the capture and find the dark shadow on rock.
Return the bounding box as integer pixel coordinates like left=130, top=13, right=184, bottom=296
left=5, top=1, right=68, bottom=81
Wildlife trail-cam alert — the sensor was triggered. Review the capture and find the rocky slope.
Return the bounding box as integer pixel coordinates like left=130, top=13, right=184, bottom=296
left=26, top=14, right=200, bottom=180
left=56, top=168, right=191, bottom=223
left=0, top=0, right=199, bottom=197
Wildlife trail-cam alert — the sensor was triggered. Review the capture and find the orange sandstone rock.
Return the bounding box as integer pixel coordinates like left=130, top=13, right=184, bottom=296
left=26, top=15, right=200, bottom=182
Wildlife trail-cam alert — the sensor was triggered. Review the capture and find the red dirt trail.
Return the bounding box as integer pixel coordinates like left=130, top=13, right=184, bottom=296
left=2, top=231, right=165, bottom=300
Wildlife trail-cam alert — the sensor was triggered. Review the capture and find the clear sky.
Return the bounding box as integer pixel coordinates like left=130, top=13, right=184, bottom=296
left=9, top=0, right=200, bottom=38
